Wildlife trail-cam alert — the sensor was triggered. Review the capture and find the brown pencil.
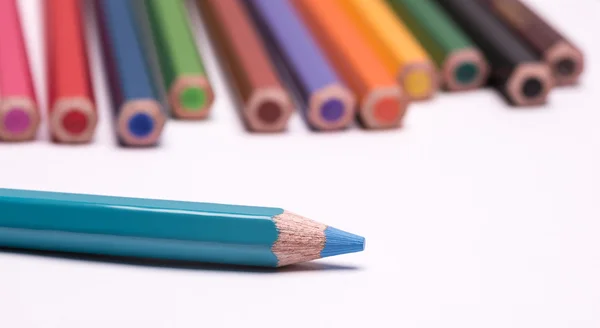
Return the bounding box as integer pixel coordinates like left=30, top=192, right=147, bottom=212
left=476, top=0, right=583, bottom=86
left=198, top=0, right=293, bottom=132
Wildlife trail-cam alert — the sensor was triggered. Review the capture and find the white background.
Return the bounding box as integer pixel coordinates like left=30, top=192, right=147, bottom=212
left=1, top=0, right=599, bottom=327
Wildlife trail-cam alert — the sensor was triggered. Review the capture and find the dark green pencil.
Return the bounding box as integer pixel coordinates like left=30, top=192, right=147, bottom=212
left=145, top=0, right=214, bottom=119
left=387, top=0, right=489, bottom=91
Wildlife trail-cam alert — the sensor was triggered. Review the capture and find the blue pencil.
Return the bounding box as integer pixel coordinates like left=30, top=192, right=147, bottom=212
left=245, top=0, right=356, bottom=131
left=0, top=188, right=365, bottom=267
left=95, top=0, right=166, bottom=146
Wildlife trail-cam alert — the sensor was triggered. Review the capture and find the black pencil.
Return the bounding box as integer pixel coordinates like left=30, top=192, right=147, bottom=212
left=476, top=0, right=584, bottom=86
left=434, top=0, right=553, bottom=106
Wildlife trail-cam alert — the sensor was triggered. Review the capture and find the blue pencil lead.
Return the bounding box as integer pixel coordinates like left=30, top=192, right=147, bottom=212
left=321, top=226, right=365, bottom=258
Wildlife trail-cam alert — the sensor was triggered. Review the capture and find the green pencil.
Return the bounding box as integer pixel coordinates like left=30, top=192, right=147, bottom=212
left=0, top=188, right=365, bottom=267
left=387, top=0, right=489, bottom=91
left=145, top=0, right=214, bottom=119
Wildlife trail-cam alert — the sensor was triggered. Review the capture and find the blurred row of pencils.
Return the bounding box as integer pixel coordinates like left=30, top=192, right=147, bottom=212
left=0, top=0, right=584, bottom=146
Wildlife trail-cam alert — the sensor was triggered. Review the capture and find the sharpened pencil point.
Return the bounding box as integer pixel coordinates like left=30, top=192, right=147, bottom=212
left=321, top=226, right=365, bottom=258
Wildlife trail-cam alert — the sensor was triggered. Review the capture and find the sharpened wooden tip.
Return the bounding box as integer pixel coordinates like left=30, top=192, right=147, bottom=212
left=272, top=211, right=365, bottom=267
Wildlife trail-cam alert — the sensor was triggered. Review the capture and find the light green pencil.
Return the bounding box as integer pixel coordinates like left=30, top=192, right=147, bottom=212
left=0, top=188, right=365, bottom=268
left=145, top=0, right=214, bottom=119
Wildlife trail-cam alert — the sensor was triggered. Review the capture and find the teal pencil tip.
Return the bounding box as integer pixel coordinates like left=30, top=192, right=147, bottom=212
left=321, top=226, right=365, bottom=258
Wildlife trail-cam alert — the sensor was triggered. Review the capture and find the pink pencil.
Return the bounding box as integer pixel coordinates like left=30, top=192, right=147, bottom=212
left=0, top=0, right=40, bottom=141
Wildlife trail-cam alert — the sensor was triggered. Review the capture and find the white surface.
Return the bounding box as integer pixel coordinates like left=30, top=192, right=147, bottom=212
left=1, top=0, right=599, bottom=327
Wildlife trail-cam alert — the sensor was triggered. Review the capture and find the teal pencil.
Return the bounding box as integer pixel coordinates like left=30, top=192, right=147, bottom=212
left=0, top=188, right=365, bottom=267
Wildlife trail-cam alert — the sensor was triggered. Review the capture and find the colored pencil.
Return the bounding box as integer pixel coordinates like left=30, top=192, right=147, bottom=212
left=95, top=0, right=166, bottom=147
left=130, top=0, right=169, bottom=114
left=476, top=0, right=584, bottom=86
left=0, top=188, right=365, bottom=267
left=434, top=0, right=553, bottom=106
left=292, top=0, right=409, bottom=129
left=335, top=0, right=438, bottom=101
left=386, top=0, right=489, bottom=91
left=145, top=0, right=214, bottom=119
left=45, top=0, right=97, bottom=143
left=245, top=0, right=356, bottom=131
left=0, top=0, right=40, bottom=141
left=198, top=0, right=293, bottom=132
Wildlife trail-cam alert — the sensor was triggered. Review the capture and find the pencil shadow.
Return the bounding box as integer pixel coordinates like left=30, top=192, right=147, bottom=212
left=0, top=247, right=362, bottom=274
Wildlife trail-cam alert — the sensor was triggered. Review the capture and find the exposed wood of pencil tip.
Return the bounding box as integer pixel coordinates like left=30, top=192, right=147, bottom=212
left=506, top=63, right=553, bottom=106
left=308, top=84, right=356, bottom=131
left=50, top=97, right=97, bottom=143
left=246, top=88, right=293, bottom=132
left=169, top=75, right=214, bottom=119
left=397, top=61, right=439, bottom=101
left=272, top=211, right=327, bottom=267
left=0, top=97, right=39, bottom=141
left=442, top=48, right=490, bottom=91
left=360, top=86, right=408, bottom=129
left=117, top=99, right=166, bottom=146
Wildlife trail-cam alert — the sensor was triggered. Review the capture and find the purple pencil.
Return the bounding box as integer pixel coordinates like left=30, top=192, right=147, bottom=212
left=245, top=0, right=356, bottom=131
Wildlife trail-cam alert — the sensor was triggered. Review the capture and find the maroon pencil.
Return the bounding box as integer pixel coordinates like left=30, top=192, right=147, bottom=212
left=477, top=0, right=584, bottom=86
left=198, top=0, right=293, bottom=132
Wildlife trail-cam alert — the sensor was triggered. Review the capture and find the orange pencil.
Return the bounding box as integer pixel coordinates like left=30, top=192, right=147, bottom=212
left=293, top=0, right=409, bottom=129
left=45, top=0, right=97, bottom=143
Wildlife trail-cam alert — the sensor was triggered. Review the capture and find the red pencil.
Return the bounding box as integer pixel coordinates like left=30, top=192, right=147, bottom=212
left=45, top=0, right=97, bottom=143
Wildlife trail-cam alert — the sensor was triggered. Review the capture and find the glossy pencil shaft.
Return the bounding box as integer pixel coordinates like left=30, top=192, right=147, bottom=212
left=0, top=188, right=365, bottom=267
left=387, top=0, right=488, bottom=91
left=435, top=0, right=552, bottom=106
left=145, top=0, right=214, bottom=119
left=45, top=0, right=97, bottom=142
left=0, top=0, right=40, bottom=141
left=337, top=0, right=438, bottom=101
left=477, top=0, right=584, bottom=85
left=246, top=0, right=355, bottom=131
left=199, top=0, right=293, bottom=132
left=292, top=0, right=408, bottom=129
left=95, top=0, right=166, bottom=146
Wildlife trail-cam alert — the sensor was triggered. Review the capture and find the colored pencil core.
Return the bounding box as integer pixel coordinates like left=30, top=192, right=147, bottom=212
left=373, top=97, right=401, bottom=124
left=257, top=101, right=282, bottom=124
left=321, top=226, right=365, bottom=258
left=128, top=113, right=155, bottom=138
left=555, top=58, right=575, bottom=77
left=179, top=87, right=206, bottom=112
left=320, top=99, right=345, bottom=122
left=404, top=71, right=432, bottom=98
left=3, top=108, right=30, bottom=134
left=521, top=78, right=543, bottom=98
left=454, top=62, right=479, bottom=85
left=62, top=110, right=88, bottom=135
